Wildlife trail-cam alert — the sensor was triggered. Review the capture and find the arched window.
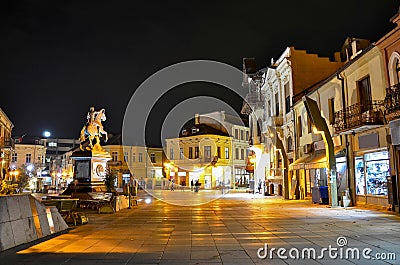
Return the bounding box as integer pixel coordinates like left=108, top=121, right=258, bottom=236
left=287, top=136, right=293, bottom=151
left=388, top=52, right=400, bottom=86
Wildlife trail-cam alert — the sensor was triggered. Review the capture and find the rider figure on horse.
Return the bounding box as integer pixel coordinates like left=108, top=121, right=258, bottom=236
left=80, top=106, right=108, bottom=151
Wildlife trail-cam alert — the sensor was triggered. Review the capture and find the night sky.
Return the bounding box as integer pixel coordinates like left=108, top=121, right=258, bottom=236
left=1, top=1, right=399, bottom=146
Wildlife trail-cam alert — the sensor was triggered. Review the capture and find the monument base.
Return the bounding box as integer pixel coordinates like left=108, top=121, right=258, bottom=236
left=62, top=149, right=111, bottom=198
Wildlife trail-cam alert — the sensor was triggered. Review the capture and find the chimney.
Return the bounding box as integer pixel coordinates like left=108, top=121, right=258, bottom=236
left=333, top=52, right=341, bottom=62
left=351, top=39, right=358, bottom=56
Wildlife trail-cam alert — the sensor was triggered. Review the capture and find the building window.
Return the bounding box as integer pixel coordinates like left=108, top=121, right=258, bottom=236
left=132, top=153, right=136, bottom=162
left=12, top=153, right=17, bottom=163
left=124, top=152, right=128, bottom=162
left=189, top=147, right=193, bottom=159
left=328, top=98, right=335, bottom=125
left=240, top=149, right=244, bottom=160
left=235, top=129, right=239, bottom=139
left=396, top=59, right=400, bottom=84
left=246, top=131, right=249, bottom=141
left=287, top=136, right=293, bottom=151
left=150, top=153, right=156, bottom=163
left=195, top=146, right=199, bottom=159
left=285, top=83, right=291, bottom=114
left=275, top=92, right=279, bottom=116
left=217, top=146, right=221, bottom=158
left=37, top=156, right=41, bottom=163
left=235, top=148, right=239, bottom=159
left=297, top=116, right=302, bottom=137
left=357, top=76, right=372, bottom=112
left=170, top=148, right=174, bottom=160
left=225, top=147, right=229, bottom=159
left=26, top=153, right=31, bottom=164
left=138, top=152, right=143, bottom=162
left=112, top=151, right=118, bottom=162
left=179, top=148, right=184, bottom=160
left=267, top=100, right=271, bottom=116
left=307, top=114, right=312, bottom=133
left=240, top=130, right=244, bottom=140
left=204, top=146, right=211, bottom=161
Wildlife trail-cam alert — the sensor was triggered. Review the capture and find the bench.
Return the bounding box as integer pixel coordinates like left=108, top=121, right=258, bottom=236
left=43, top=198, right=86, bottom=225
left=79, top=192, right=115, bottom=213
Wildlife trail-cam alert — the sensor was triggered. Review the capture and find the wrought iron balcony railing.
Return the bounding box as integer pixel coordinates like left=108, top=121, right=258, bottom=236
left=263, top=116, right=283, bottom=128
left=245, top=91, right=265, bottom=109
left=333, top=101, right=384, bottom=134
left=0, top=137, right=15, bottom=149
left=384, top=83, right=400, bottom=121
left=108, top=161, right=123, bottom=166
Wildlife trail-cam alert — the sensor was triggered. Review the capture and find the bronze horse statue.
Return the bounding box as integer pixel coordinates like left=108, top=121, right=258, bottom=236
left=79, top=108, right=108, bottom=150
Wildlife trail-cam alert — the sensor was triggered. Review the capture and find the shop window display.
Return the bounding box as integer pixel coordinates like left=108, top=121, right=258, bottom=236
left=355, top=151, right=389, bottom=196
left=336, top=156, right=348, bottom=195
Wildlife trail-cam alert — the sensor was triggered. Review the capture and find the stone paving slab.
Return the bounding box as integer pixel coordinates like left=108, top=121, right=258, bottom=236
left=1, top=191, right=400, bottom=264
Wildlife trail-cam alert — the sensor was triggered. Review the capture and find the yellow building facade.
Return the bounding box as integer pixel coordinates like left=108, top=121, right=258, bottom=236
left=103, top=137, right=163, bottom=189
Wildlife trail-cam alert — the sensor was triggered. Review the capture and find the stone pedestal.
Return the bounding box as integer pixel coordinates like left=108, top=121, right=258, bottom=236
left=63, top=149, right=111, bottom=195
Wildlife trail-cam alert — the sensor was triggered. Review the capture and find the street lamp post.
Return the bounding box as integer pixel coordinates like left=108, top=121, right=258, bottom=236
left=249, top=155, right=256, bottom=194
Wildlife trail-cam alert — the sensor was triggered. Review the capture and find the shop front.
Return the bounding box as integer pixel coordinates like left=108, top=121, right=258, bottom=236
left=290, top=149, right=348, bottom=202
left=354, top=150, right=390, bottom=206
left=290, top=150, right=327, bottom=200
left=235, top=167, right=250, bottom=188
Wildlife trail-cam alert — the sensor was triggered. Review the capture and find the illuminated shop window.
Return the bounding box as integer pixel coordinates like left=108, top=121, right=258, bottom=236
left=355, top=151, right=389, bottom=196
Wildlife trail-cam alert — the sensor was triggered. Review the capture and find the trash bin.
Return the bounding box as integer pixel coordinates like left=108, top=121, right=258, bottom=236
left=311, top=186, right=320, bottom=204
left=249, top=179, right=255, bottom=193
left=319, top=186, right=329, bottom=204
left=341, top=190, right=351, bottom=207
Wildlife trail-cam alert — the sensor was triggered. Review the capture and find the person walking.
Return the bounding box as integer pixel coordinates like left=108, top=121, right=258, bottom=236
left=190, top=179, right=194, bottom=191
left=170, top=178, right=175, bottom=191
left=194, top=180, right=199, bottom=192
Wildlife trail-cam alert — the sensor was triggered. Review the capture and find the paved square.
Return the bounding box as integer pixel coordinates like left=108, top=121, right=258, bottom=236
left=1, top=191, right=400, bottom=264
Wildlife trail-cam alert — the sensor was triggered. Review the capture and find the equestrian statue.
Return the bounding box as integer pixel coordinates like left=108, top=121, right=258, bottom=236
left=79, top=107, right=108, bottom=151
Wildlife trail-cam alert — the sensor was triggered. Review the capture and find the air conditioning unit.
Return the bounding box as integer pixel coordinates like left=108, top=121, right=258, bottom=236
left=314, top=140, right=325, bottom=151
left=304, top=143, right=313, bottom=154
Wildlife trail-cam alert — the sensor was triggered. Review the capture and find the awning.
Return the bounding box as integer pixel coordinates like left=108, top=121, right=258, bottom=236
left=289, top=150, right=327, bottom=170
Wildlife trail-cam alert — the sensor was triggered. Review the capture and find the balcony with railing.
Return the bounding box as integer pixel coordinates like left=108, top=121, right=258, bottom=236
left=384, top=84, right=400, bottom=121
left=245, top=90, right=265, bottom=109
left=0, top=137, right=15, bottom=149
left=333, top=101, right=384, bottom=134
left=263, top=116, right=283, bottom=130
left=108, top=160, right=123, bottom=166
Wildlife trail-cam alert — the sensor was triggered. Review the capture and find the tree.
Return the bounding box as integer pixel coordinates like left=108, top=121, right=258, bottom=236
left=0, top=180, right=18, bottom=195
left=104, top=169, right=117, bottom=193
left=15, top=168, right=30, bottom=193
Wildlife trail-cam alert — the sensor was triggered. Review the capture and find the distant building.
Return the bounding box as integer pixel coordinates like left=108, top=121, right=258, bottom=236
left=12, top=138, right=47, bottom=191
left=165, top=111, right=249, bottom=189
left=12, top=136, right=80, bottom=190
left=196, top=111, right=250, bottom=188
left=42, top=137, right=80, bottom=170
left=103, top=134, right=164, bottom=189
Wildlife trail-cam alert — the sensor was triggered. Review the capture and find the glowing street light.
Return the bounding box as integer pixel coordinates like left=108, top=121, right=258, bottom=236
left=26, top=164, right=34, bottom=172
left=43, top=131, right=51, bottom=138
